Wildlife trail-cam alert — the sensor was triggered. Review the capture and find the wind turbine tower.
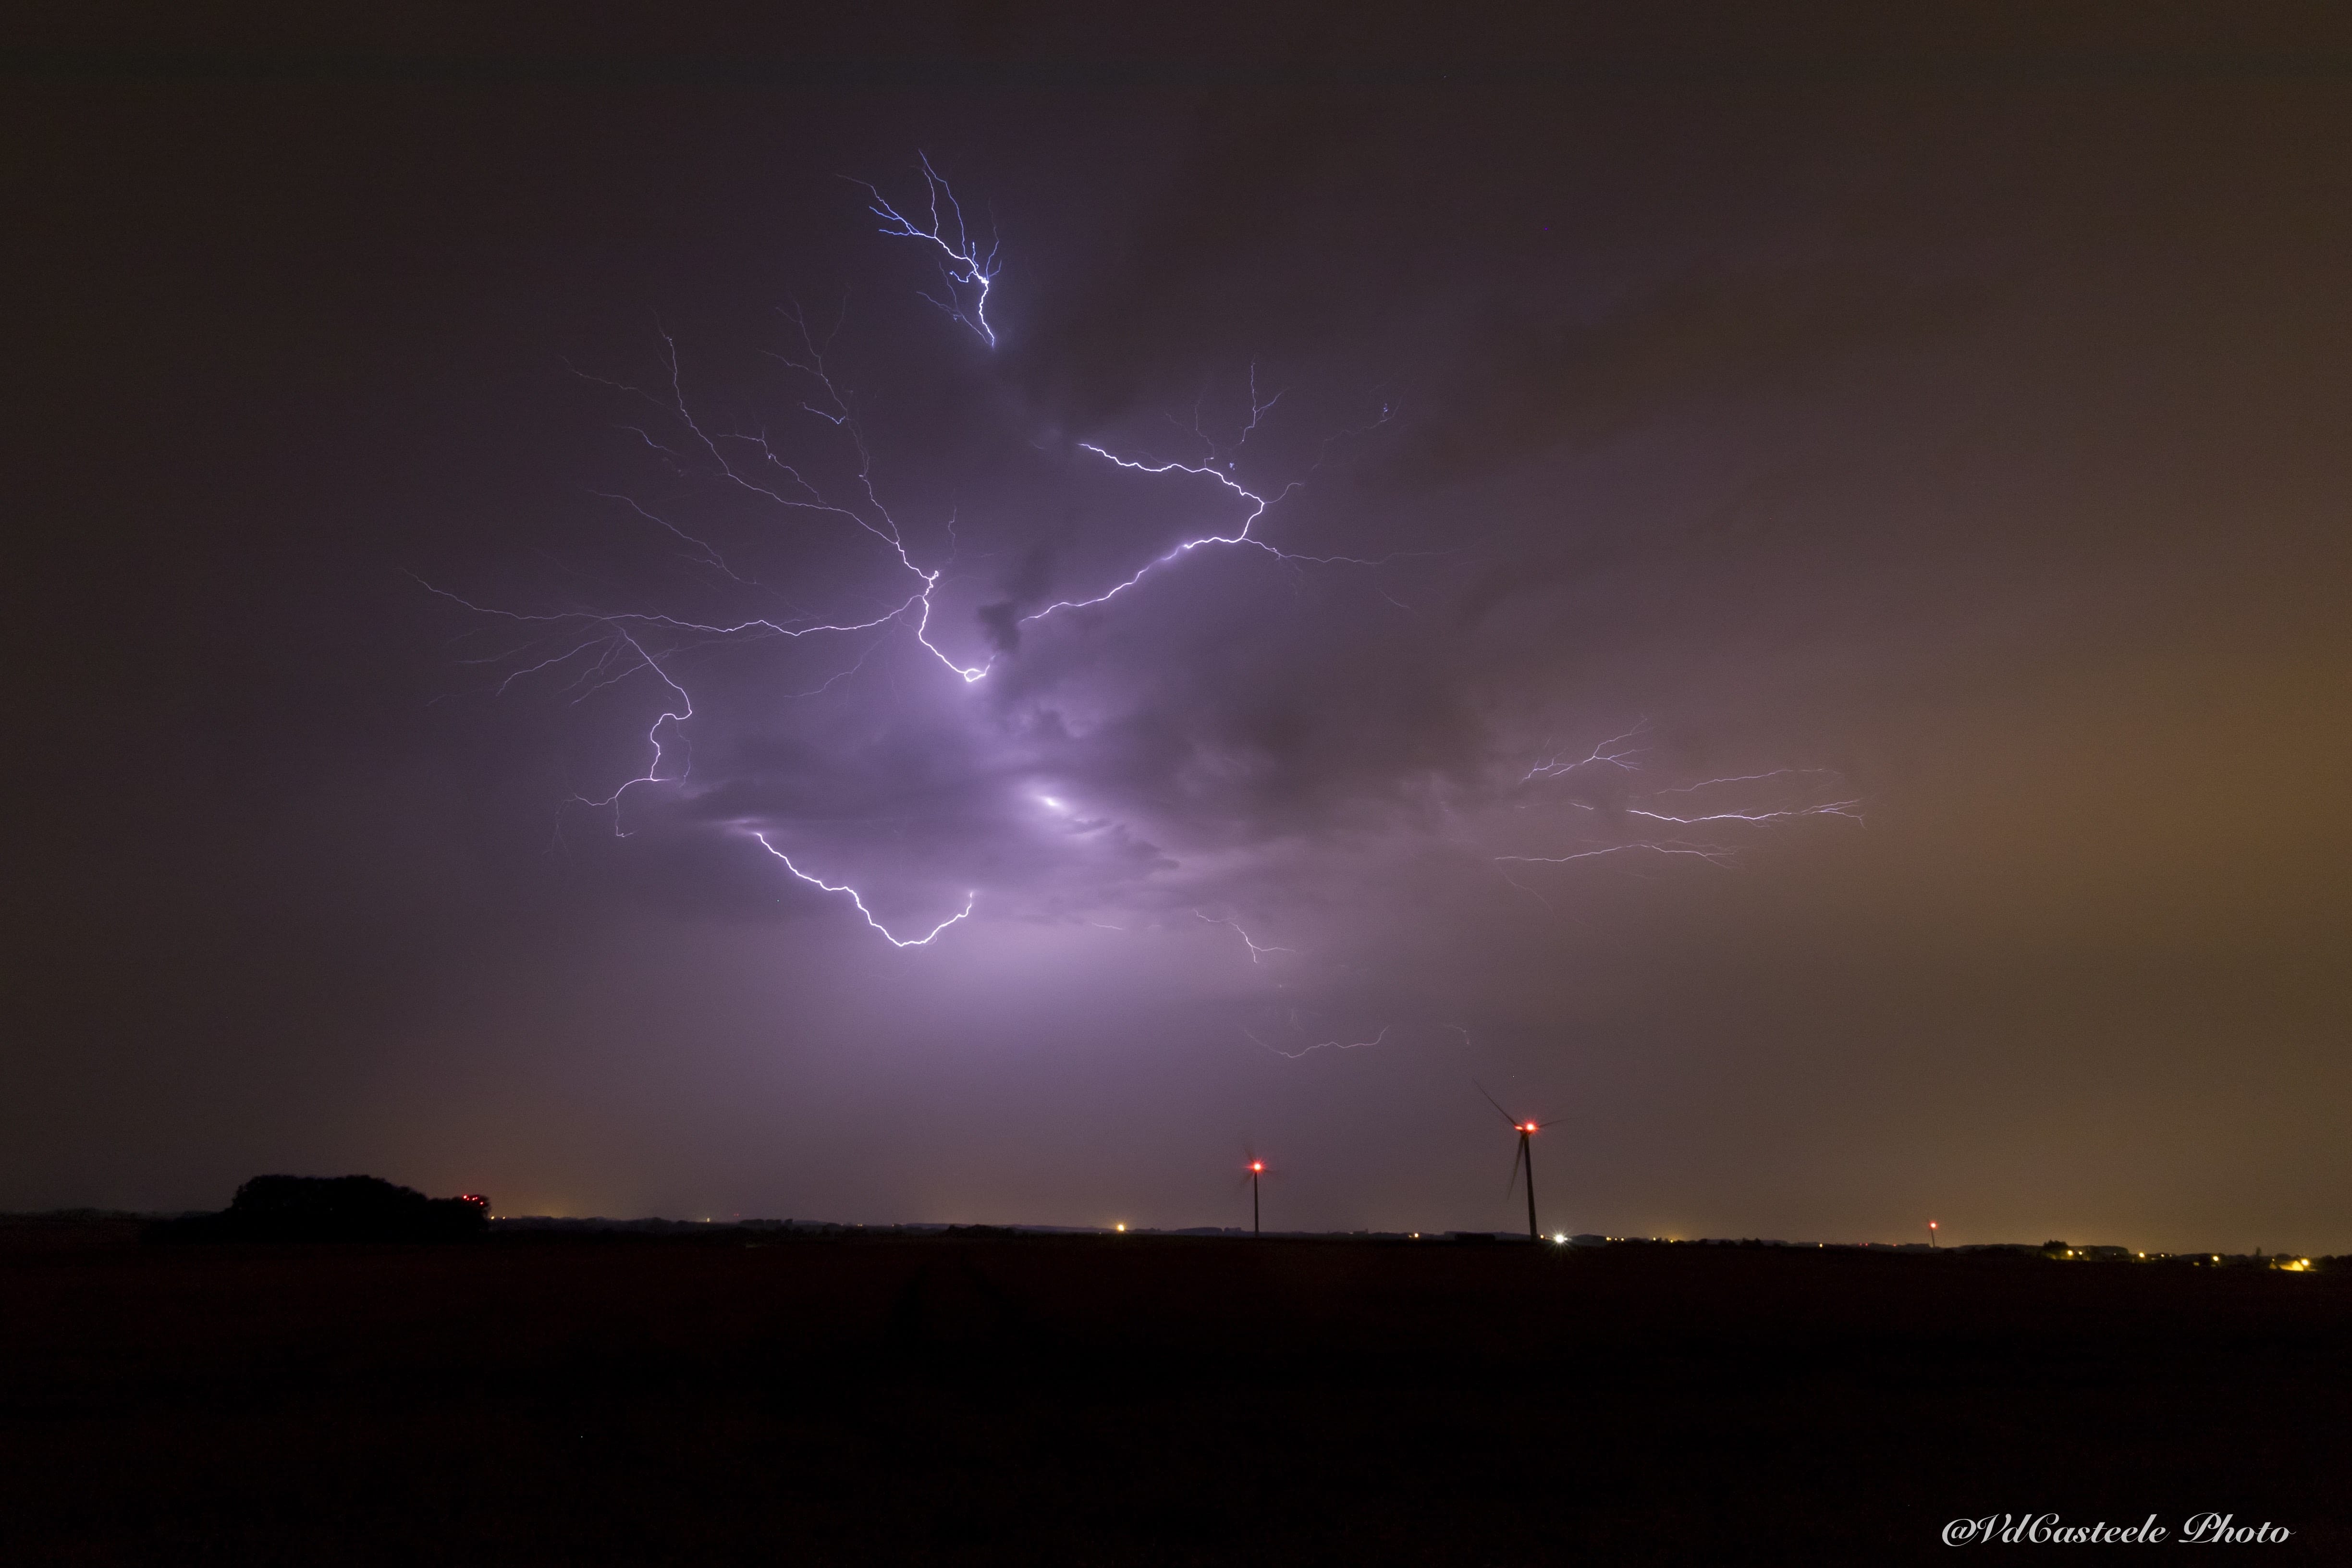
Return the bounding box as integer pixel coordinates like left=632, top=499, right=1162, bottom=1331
left=1480, top=1086, right=1553, bottom=1242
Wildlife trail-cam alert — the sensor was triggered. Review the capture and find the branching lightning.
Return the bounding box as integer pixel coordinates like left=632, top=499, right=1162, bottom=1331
left=439, top=163, right=1422, bottom=947
left=441, top=161, right=1859, bottom=960
left=572, top=631, right=693, bottom=832
left=1195, top=910, right=1297, bottom=965
left=1523, top=723, right=1649, bottom=782
left=1496, top=728, right=1862, bottom=881
left=857, top=153, right=1001, bottom=349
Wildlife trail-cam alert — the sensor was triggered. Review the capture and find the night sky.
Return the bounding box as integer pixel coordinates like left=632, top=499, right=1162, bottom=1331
left=7, top=7, right=2347, bottom=1253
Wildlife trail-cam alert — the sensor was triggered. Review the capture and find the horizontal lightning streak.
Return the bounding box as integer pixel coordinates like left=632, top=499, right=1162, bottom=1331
left=1245, top=1024, right=1391, bottom=1060
left=1504, top=735, right=1862, bottom=887
left=420, top=579, right=920, bottom=646
left=1626, top=802, right=1864, bottom=826
left=1651, top=767, right=1839, bottom=796
left=1497, top=843, right=1740, bottom=867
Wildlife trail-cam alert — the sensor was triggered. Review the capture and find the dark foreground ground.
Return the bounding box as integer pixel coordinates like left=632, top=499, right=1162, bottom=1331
left=2, top=1219, right=2345, bottom=1565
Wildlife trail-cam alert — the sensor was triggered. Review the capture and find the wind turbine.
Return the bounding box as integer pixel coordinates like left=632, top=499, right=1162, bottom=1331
left=1478, top=1085, right=1556, bottom=1241
left=1232, top=1152, right=1270, bottom=1241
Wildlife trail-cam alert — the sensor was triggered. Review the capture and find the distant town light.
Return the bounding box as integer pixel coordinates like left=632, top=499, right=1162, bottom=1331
left=1114, top=1223, right=1127, bottom=1232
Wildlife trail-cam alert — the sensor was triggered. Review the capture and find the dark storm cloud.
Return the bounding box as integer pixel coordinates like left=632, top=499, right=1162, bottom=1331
left=578, top=529, right=1492, bottom=931
left=1007, top=90, right=1391, bottom=418
left=1379, top=259, right=1996, bottom=494
left=998, top=573, right=1484, bottom=841
left=470, top=222, right=1543, bottom=938
left=975, top=539, right=1055, bottom=653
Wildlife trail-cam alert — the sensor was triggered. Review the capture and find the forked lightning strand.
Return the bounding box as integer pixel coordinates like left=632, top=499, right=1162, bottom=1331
left=1195, top=910, right=1296, bottom=965
left=1497, top=734, right=1863, bottom=877
left=752, top=832, right=975, bottom=948
left=450, top=163, right=1856, bottom=954
left=858, top=153, right=1001, bottom=348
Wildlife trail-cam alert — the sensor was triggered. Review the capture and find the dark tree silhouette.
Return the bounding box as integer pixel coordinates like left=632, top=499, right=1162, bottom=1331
left=147, top=1176, right=488, bottom=1243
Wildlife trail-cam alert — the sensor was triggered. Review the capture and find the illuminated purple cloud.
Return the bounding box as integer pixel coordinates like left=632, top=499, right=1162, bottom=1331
left=435, top=165, right=1861, bottom=1052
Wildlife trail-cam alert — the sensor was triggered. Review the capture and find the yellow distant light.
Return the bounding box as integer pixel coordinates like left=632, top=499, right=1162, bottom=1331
left=1114, top=1223, right=1127, bottom=1233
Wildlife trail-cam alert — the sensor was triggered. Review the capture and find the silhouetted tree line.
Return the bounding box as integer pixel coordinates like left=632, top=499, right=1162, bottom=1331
left=145, top=1176, right=488, bottom=1243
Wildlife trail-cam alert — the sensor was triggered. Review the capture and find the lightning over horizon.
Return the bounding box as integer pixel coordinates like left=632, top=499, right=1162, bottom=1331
left=436, top=162, right=1861, bottom=986
left=23, top=3, right=2349, bottom=1292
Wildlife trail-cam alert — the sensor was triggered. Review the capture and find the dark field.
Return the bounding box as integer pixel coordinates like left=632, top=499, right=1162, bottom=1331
left=2, top=1220, right=2345, bottom=1565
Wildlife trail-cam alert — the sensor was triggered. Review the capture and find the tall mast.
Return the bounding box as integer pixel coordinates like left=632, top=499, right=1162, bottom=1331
left=1522, top=1128, right=1539, bottom=1240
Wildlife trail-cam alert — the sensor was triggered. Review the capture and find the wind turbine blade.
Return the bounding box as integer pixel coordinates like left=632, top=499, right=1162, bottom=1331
left=1506, top=1137, right=1526, bottom=1199
left=1472, top=1080, right=1519, bottom=1128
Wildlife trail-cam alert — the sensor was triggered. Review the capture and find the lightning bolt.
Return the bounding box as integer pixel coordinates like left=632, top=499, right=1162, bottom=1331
left=1194, top=910, right=1297, bottom=965
left=1243, top=1024, right=1391, bottom=1060
left=1523, top=722, right=1649, bottom=781
left=440, top=165, right=1419, bottom=946
left=1495, top=731, right=1862, bottom=883
left=443, top=164, right=1858, bottom=954
left=856, top=152, right=1000, bottom=349
left=571, top=631, right=693, bottom=833
left=1626, top=802, right=1864, bottom=827
left=1497, top=843, right=1742, bottom=870
left=752, top=832, right=975, bottom=948
left=1650, top=767, right=1842, bottom=796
